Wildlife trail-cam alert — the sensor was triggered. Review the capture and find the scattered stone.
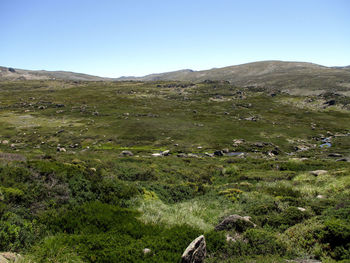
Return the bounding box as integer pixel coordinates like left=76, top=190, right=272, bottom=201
left=197, top=146, right=202, bottom=149
left=222, top=148, right=229, bottom=153
left=90, top=168, right=97, bottom=172
left=214, top=150, right=224, bottom=156
left=316, top=195, right=325, bottom=199
left=177, top=153, right=187, bottom=158
left=215, top=214, right=256, bottom=232
left=57, top=147, right=66, bottom=152
left=297, top=207, right=306, bottom=212
left=56, top=129, right=65, bottom=134
left=267, top=151, right=275, bottom=157
left=232, top=139, right=245, bottom=146
left=324, top=100, right=336, bottom=106
left=143, top=248, right=151, bottom=255
left=295, top=145, right=310, bottom=152
left=181, top=235, right=206, bottom=263
left=244, top=116, right=258, bottom=121
left=2, top=140, right=9, bottom=145
left=8, top=67, right=16, bottom=73
left=152, top=153, right=162, bottom=157
left=226, top=234, right=236, bottom=242
left=254, top=142, right=264, bottom=148
left=204, top=152, right=214, bottom=157
left=328, top=153, right=342, bottom=157
left=336, top=158, right=349, bottom=162
left=310, top=170, right=328, bottom=176
left=120, top=150, right=133, bottom=156
left=174, top=143, right=179, bottom=146
left=162, top=150, right=170, bottom=156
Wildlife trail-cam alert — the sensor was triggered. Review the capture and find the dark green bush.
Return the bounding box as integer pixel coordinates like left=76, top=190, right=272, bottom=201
left=322, top=218, right=350, bottom=251
left=267, top=207, right=311, bottom=230
left=323, top=199, right=350, bottom=220
left=35, top=202, right=201, bottom=263
left=0, top=212, right=38, bottom=251
left=244, top=229, right=287, bottom=255
left=147, top=183, right=196, bottom=204
left=116, top=163, right=157, bottom=181
left=94, top=176, right=140, bottom=206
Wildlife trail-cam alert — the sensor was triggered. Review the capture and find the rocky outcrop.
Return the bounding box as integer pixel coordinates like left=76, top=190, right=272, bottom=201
left=181, top=235, right=206, bottom=263
left=215, top=214, right=256, bottom=232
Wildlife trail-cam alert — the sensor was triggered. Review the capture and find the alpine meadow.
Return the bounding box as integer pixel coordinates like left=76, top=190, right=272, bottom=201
left=1, top=1, right=350, bottom=262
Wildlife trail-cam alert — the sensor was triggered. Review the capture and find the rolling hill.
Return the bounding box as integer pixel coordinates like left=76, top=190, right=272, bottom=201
left=1, top=60, right=350, bottom=95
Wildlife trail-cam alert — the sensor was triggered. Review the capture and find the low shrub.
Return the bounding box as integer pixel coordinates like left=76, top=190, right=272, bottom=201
left=147, top=183, right=196, bottom=204
left=267, top=206, right=311, bottom=230
left=0, top=212, right=39, bottom=251
left=244, top=228, right=287, bottom=255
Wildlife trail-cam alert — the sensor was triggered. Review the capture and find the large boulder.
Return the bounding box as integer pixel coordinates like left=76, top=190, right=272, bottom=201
left=215, top=214, right=256, bottom=232
left=181, top=235, right=206, bottom=263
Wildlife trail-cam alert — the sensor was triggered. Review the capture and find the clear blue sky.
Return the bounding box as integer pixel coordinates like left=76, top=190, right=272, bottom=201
left=1, top=0, right=349, bottom=77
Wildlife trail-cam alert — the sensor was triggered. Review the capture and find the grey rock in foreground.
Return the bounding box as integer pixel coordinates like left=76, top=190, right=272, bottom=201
left=181, top=235, right=206, bottom=263
left=215, top=214, right=256, bottom=232
left=0, top=252, right=22, bottom=263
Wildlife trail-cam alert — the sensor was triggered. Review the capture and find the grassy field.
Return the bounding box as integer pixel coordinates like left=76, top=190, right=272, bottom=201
left=0, top=80, right=349, bottom=262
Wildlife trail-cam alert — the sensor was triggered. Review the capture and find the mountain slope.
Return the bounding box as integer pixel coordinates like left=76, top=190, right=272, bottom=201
left=118, top=61, right=350, bottom=95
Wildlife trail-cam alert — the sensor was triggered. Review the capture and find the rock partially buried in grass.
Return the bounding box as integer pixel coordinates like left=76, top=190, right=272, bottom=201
left=1, top=140, right=9, bottom=145
left=336, top=158, right=349, bottom=162
left=214, top=150, right=224, bottom=156
left=310, top=170, right=327, bottom=176
left=143, top=248, right=151, bottom=255
left=181, top=235, right=206, bottom=263
left=0, top=252, right=22, bottom=263
left=215, top=214, right=256, bottom=232
left=120, top=150, right=134, bottom=156
left=162, top=150, right=170, bottom=156
left=328, top=153, right=342, bottom=157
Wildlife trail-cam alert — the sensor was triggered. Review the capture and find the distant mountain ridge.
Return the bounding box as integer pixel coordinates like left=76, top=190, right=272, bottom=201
left=0, top=66, right=110, bottom=81
left=1, top=61, right=350, bottom=95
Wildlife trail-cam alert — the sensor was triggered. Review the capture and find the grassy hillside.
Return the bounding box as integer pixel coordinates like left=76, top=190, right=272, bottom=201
left=0, top=79, right=349, bottom=262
